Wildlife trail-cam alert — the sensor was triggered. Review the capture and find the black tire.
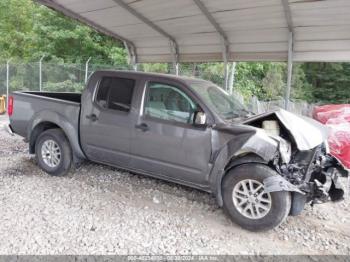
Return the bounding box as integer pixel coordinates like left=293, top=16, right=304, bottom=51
left=222, top=164, right=291, bottom=231
left=35, top=128, right=72, bottom=176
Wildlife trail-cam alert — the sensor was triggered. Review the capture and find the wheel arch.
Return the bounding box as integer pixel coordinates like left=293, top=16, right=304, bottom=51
left=214, top=153, right=268, bottom=207
left=29, top=121, right=60, bottom=154
left=28, top=111, right=85, bottom=160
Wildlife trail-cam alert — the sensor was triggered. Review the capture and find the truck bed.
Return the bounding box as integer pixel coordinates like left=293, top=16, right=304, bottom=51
left=9, top=91, right=81, bottom=140
left=21, top=91, right=81, bottom=103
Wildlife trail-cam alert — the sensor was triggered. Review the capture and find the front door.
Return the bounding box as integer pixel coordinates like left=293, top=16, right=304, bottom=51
left=80, top=76, right=136, bottom=167
left=130, top=80, right=212, bottom=185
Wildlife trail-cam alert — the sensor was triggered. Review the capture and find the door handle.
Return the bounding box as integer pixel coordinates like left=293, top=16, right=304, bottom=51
left=86, top=114, right=98, bottom=122
left=135, top=123, right=149, bottom=132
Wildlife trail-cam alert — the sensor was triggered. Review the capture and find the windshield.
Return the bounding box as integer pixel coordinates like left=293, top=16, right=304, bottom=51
left=190, top=81, right=251, bottom=120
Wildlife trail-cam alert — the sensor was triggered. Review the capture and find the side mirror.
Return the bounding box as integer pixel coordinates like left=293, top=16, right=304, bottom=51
left=194, top=111, right=207, bottom=125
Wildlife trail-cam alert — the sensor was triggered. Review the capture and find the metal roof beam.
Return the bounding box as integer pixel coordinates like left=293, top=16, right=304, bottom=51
left=193, top=0, right=229, bottom=46
left=281, top=0, right=294, bottom=33
left=193, top=0, right=230, bottom=90
left=112, top=0, right=179, bottom=66
left=35, top=0, right=138, bottom=63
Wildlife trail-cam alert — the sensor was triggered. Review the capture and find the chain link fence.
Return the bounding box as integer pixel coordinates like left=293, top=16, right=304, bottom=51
left=0, top=61, right=312, bottom=115
left=248, top=96, right=314, bottom=116
left=0, top=64, right=6, bottom=97
left=0, top=61, right=225, bottom=93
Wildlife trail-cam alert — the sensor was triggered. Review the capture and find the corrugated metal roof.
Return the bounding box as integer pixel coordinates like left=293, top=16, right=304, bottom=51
left=36, top=0, right=350, bottom=62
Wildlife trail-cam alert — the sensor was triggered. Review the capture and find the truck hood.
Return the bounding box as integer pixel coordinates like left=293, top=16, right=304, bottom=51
left=242, top=109, right=329, bottom=151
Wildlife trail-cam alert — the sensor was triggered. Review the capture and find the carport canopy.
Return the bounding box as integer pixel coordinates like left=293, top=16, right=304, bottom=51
left=36, top=0, right=350, bottom=108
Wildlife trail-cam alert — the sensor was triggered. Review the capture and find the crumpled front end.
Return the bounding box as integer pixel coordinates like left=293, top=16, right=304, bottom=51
left=267, top=143, right=346, bottom=206
left=243, top=109, right=347, bottom=212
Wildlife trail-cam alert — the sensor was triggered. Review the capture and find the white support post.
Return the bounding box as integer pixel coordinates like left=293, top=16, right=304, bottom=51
left=223, top=61, right=229, bottom=92
left=123, top=41, right=137, bottom=71
left=6, top=59, right=11, bottom=107
left=170, top=40, right=179, bottom=76
left=228, top=62, right=236, bottom=95
left=222, top=37, right=230, bottom=92
left=39, top=55, right=45, bottom=91
left=175, top=63, right=179, bottom=76
left=284, top=31, right=293, bottom=110
left=85, top=57, right=91, bottom=84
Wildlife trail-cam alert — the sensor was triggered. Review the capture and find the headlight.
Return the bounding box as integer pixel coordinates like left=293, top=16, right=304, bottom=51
left=279, top=139, right=292, bottom=164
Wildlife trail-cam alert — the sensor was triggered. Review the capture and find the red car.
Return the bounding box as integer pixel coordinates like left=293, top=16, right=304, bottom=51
left=314, top=104, right=350, bottom=169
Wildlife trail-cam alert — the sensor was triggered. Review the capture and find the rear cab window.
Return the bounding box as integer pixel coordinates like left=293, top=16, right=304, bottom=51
left=96, top=77, right=135, bottom=112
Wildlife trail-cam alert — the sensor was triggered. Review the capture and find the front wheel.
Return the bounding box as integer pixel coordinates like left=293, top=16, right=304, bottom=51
left=222, top=164, right=291, bottom=231
left=35, top=128, right=72, bottom=176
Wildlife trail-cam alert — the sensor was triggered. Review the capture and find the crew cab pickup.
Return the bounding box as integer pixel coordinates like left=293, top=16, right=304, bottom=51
left=8, top=70, right=347, bottom=231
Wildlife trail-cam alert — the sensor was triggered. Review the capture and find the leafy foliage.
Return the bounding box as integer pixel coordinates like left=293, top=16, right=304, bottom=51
left=44, top=80, right=84, bottom=92
left=0, top=0, right=127, bottom=65
left=302, top=63, right=350, bottom=104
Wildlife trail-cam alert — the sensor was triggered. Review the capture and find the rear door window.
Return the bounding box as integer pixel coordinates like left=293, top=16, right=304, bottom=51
left=96, top=77, right=135, bottom=112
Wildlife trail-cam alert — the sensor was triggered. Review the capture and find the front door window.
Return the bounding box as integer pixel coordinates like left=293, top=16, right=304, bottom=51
left=144, top=82, right=196, bottom=124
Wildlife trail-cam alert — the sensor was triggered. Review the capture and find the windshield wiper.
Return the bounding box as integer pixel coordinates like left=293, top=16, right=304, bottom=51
left=239, top=108, right=255, bottom=116
left=223, top=111, right=240, bottom=119
left=223, top=108, right=254, bottom=120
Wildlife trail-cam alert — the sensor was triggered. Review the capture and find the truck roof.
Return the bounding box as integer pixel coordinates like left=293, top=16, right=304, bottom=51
left=92, top=70, right=210, bottom=86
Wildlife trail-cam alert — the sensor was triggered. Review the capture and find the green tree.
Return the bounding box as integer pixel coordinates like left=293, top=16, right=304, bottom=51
left=302, top=63, right=350, bottom=104
left=291, top=63, right=313, bottom=101
left=0, top=0, right=127, bottom=65
left=0, top=0, right=36, bottom=59
left=261, top=63, right=285, bottom=100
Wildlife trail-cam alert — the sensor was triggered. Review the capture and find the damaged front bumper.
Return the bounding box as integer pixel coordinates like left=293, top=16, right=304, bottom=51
left=240, top=109, right=347, bottom=214
left=264, top=144, right=347, bottom=214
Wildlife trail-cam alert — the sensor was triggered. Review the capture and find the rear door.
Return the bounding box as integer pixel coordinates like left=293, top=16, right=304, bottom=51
left=130, top=79, right=212, bottom=185
left=80, top=75, right=137, bottom=167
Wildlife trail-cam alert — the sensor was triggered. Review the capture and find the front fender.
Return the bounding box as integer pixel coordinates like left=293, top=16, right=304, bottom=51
left=209, top=129, right=279, bottom=206
left=28, top=110, right=85, bottom=159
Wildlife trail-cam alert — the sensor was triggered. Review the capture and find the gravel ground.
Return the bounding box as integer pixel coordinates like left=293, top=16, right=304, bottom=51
left=0, top=114, right=349, bottom=255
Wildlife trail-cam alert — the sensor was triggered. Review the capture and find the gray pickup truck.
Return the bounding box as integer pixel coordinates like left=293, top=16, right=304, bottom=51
left=8, top=70, right=347, bottom=231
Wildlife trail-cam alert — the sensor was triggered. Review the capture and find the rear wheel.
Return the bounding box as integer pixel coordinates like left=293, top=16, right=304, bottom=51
left=222, top=164, right=291, bottom=231
left=35, top=129, right=72, bottom=176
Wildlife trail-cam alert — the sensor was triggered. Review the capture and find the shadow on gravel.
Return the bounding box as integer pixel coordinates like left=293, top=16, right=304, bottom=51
left=1, top=148, right=218, bottom=209
left=73, top=161, right=218, bottom=208
left=0, top=146, right=28, bottom=157
left=1, top=156, right=38, bottom=177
